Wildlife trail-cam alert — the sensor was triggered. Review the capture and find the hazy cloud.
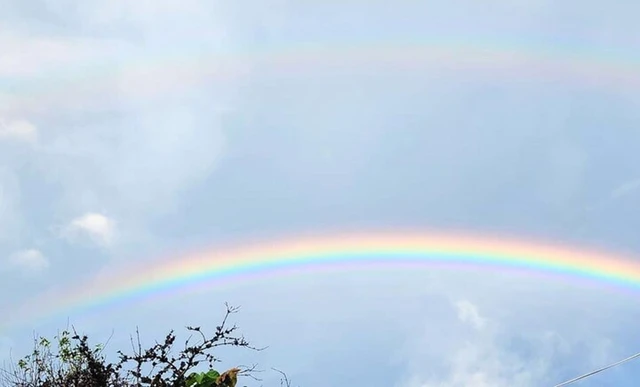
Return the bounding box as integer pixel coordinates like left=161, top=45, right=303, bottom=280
left=0, top=118, right=37, bottom=144
left=0, top=32, right=130, bottom=79
left=7, top=249, right=49, bottom=272
left=0, top=168, right=23, bottom=242
left=611, top=178, right=640, bottom=199
left=454, top=300, right=486, bottom=330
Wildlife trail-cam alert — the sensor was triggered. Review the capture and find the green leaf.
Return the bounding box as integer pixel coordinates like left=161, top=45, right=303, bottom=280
left=186, top=370, right=220, bottom=387
left=186, top=372, right=199, bottom=387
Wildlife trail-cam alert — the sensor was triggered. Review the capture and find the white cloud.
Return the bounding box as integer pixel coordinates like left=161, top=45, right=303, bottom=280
left=400, top=316, right=577, bottom=387
left=399, top=300, right=545, bottom=387
left=454, top=300, right=486, bottom=330
left=8, top=249, right=49, bottom=272
left=391, top=272, right=625, bottom=387
left=64, top=212, right=116, bottom=247
left=0, top=32, right=131, bottom=79
left=71, top=0, right=229, bottom=39
left=611, top=178, right=640, bottom=199
left=403, top=329, right=613, bottom=387
left=0, top=118, right=37, bottom=143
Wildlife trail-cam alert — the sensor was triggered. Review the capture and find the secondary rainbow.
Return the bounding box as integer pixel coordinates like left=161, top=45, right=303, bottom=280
left=5, top=35, right=640, bottom=115
left=7, top=230, right=640, bottom=330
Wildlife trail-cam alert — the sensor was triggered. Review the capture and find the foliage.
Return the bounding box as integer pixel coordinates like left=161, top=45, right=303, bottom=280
left=1, top=304, right=293, bottom=387
left=185, top=369, right=219, bottom=387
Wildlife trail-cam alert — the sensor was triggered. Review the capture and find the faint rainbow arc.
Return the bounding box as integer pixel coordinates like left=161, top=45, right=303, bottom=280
left=4, top=36, right=640, bottom=114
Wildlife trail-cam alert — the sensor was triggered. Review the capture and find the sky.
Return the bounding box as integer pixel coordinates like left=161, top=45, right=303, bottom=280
left=1, top=1, right=640, bottom=386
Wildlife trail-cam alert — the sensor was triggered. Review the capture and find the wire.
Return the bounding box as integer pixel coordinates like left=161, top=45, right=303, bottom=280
left=553, top=350, right=640, bottom=386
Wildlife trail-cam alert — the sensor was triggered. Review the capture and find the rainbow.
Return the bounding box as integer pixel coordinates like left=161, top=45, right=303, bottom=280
left=6, top=230, right=640, bottom=330
left=4, top=35, right=640, bottom=115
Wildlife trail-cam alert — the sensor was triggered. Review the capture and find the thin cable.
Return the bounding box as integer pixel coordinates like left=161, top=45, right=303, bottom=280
left=553, top=350, right=640, bottom=386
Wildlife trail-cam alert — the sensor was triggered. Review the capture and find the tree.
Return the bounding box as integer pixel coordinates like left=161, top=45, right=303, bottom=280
left=1, top=304, right=294, bottom=387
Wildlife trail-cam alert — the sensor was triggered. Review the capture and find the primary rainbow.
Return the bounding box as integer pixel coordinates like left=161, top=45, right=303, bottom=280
left=7, top=230, right=640, bottom=330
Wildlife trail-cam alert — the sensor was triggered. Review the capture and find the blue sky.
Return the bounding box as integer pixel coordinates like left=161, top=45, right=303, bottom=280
left=2, top=1, right=640, bottom=386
